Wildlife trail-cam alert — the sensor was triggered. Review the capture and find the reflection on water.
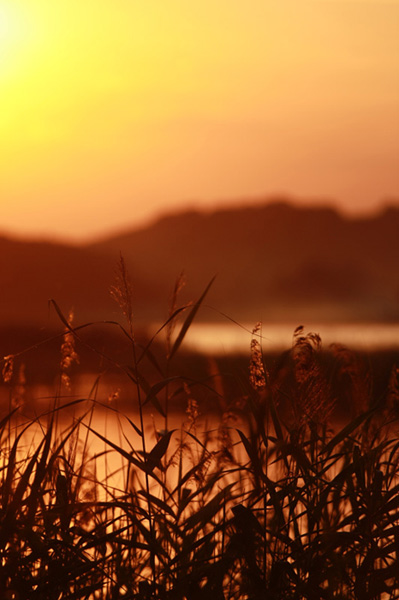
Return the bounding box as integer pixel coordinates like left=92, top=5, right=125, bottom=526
left=3, top=397, right=229, bottom=499
left=179, top=321, right=399, bottom=354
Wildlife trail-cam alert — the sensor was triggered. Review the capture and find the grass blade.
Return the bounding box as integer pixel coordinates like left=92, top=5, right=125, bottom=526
left=169, top=276, right=216, bottom=360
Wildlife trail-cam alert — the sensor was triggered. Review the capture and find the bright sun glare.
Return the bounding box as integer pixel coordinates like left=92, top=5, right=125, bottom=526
left=0, top=3, right=31, bottom=78
left=0, top=4, right=19, bottom=42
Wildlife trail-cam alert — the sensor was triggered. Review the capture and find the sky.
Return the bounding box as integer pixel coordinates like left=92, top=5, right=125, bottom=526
left=0, top=0, right=398, bottom=241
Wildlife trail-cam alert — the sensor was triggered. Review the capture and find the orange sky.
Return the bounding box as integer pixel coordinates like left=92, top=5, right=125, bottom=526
left=0, top=0, right=398, bottom=241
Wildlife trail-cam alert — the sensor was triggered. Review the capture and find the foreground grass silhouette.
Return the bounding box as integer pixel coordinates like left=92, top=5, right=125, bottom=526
left=1, top=267, right=398, bottom=599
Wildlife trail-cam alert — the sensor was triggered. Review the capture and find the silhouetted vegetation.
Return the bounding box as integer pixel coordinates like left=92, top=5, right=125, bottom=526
left=1, top=269, right=398, bottom=599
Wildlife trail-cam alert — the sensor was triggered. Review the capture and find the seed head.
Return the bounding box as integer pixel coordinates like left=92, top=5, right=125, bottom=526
left=185, top=383, right=200, bottom=426
left=249, top=323, right=266, bottom=391
left=60, top=311, right=79, bottom=389
left=2, top=355, right=14, bottom=383
left=110, top=253, right=134, bottom=334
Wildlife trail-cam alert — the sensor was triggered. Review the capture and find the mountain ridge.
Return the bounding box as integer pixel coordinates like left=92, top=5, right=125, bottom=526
left=1, top=200, right=398, bottom=328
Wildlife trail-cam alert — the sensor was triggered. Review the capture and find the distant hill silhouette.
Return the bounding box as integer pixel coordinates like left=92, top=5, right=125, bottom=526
left=1, top=201, right=399, bottom=331
left=90, top=201, right=399, bottom=322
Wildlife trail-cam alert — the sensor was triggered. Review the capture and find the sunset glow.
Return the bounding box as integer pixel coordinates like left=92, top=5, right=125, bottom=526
left=0, top=0, right=398, bottom=240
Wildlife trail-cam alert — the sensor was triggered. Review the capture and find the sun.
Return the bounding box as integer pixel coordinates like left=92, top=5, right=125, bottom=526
left=0, top=3, right=20, bottom=43
left=0, top=3, right=33, bottom=79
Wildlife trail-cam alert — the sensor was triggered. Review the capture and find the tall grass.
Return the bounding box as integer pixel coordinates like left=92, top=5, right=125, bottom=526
left=0, top=268, right=398, bottom=599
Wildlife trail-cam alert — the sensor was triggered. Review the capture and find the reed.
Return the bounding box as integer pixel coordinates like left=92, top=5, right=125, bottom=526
left=0, top=272, right=398, bottom=599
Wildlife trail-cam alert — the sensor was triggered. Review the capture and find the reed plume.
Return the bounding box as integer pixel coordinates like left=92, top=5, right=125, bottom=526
left=249, top=322, right=266, bottom=391
left=110, top=252, right=134, bottom=335
left=60, top=310, right=79, bottom=389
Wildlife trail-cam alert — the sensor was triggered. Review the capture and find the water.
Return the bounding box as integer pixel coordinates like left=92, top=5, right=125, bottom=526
left=2, top=319, right=398, bottom=486
left=177, top=321, right=399, bottom=354
left=1, top=392, right=229, bottom=500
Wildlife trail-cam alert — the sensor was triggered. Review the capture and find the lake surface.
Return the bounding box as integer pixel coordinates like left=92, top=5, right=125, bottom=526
left=2, top=318, right=398, bottom=500
left=3, top=398, right=233, bottom=500
left=2, top=320, right=398, bottom=413
left=176, top=321, right=399, bottom=354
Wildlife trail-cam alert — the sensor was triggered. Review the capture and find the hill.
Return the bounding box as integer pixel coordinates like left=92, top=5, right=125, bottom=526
left=89, top=201, right=399, bottom=323
left=1, top=201, right=399, bottom=334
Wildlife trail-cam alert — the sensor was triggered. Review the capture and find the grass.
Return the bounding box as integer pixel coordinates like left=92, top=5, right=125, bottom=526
left=1, top=264, right=399, bottom=599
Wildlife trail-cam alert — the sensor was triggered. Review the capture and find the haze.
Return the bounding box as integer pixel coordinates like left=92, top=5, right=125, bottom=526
left=1, top=0, right=398, bottom=242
